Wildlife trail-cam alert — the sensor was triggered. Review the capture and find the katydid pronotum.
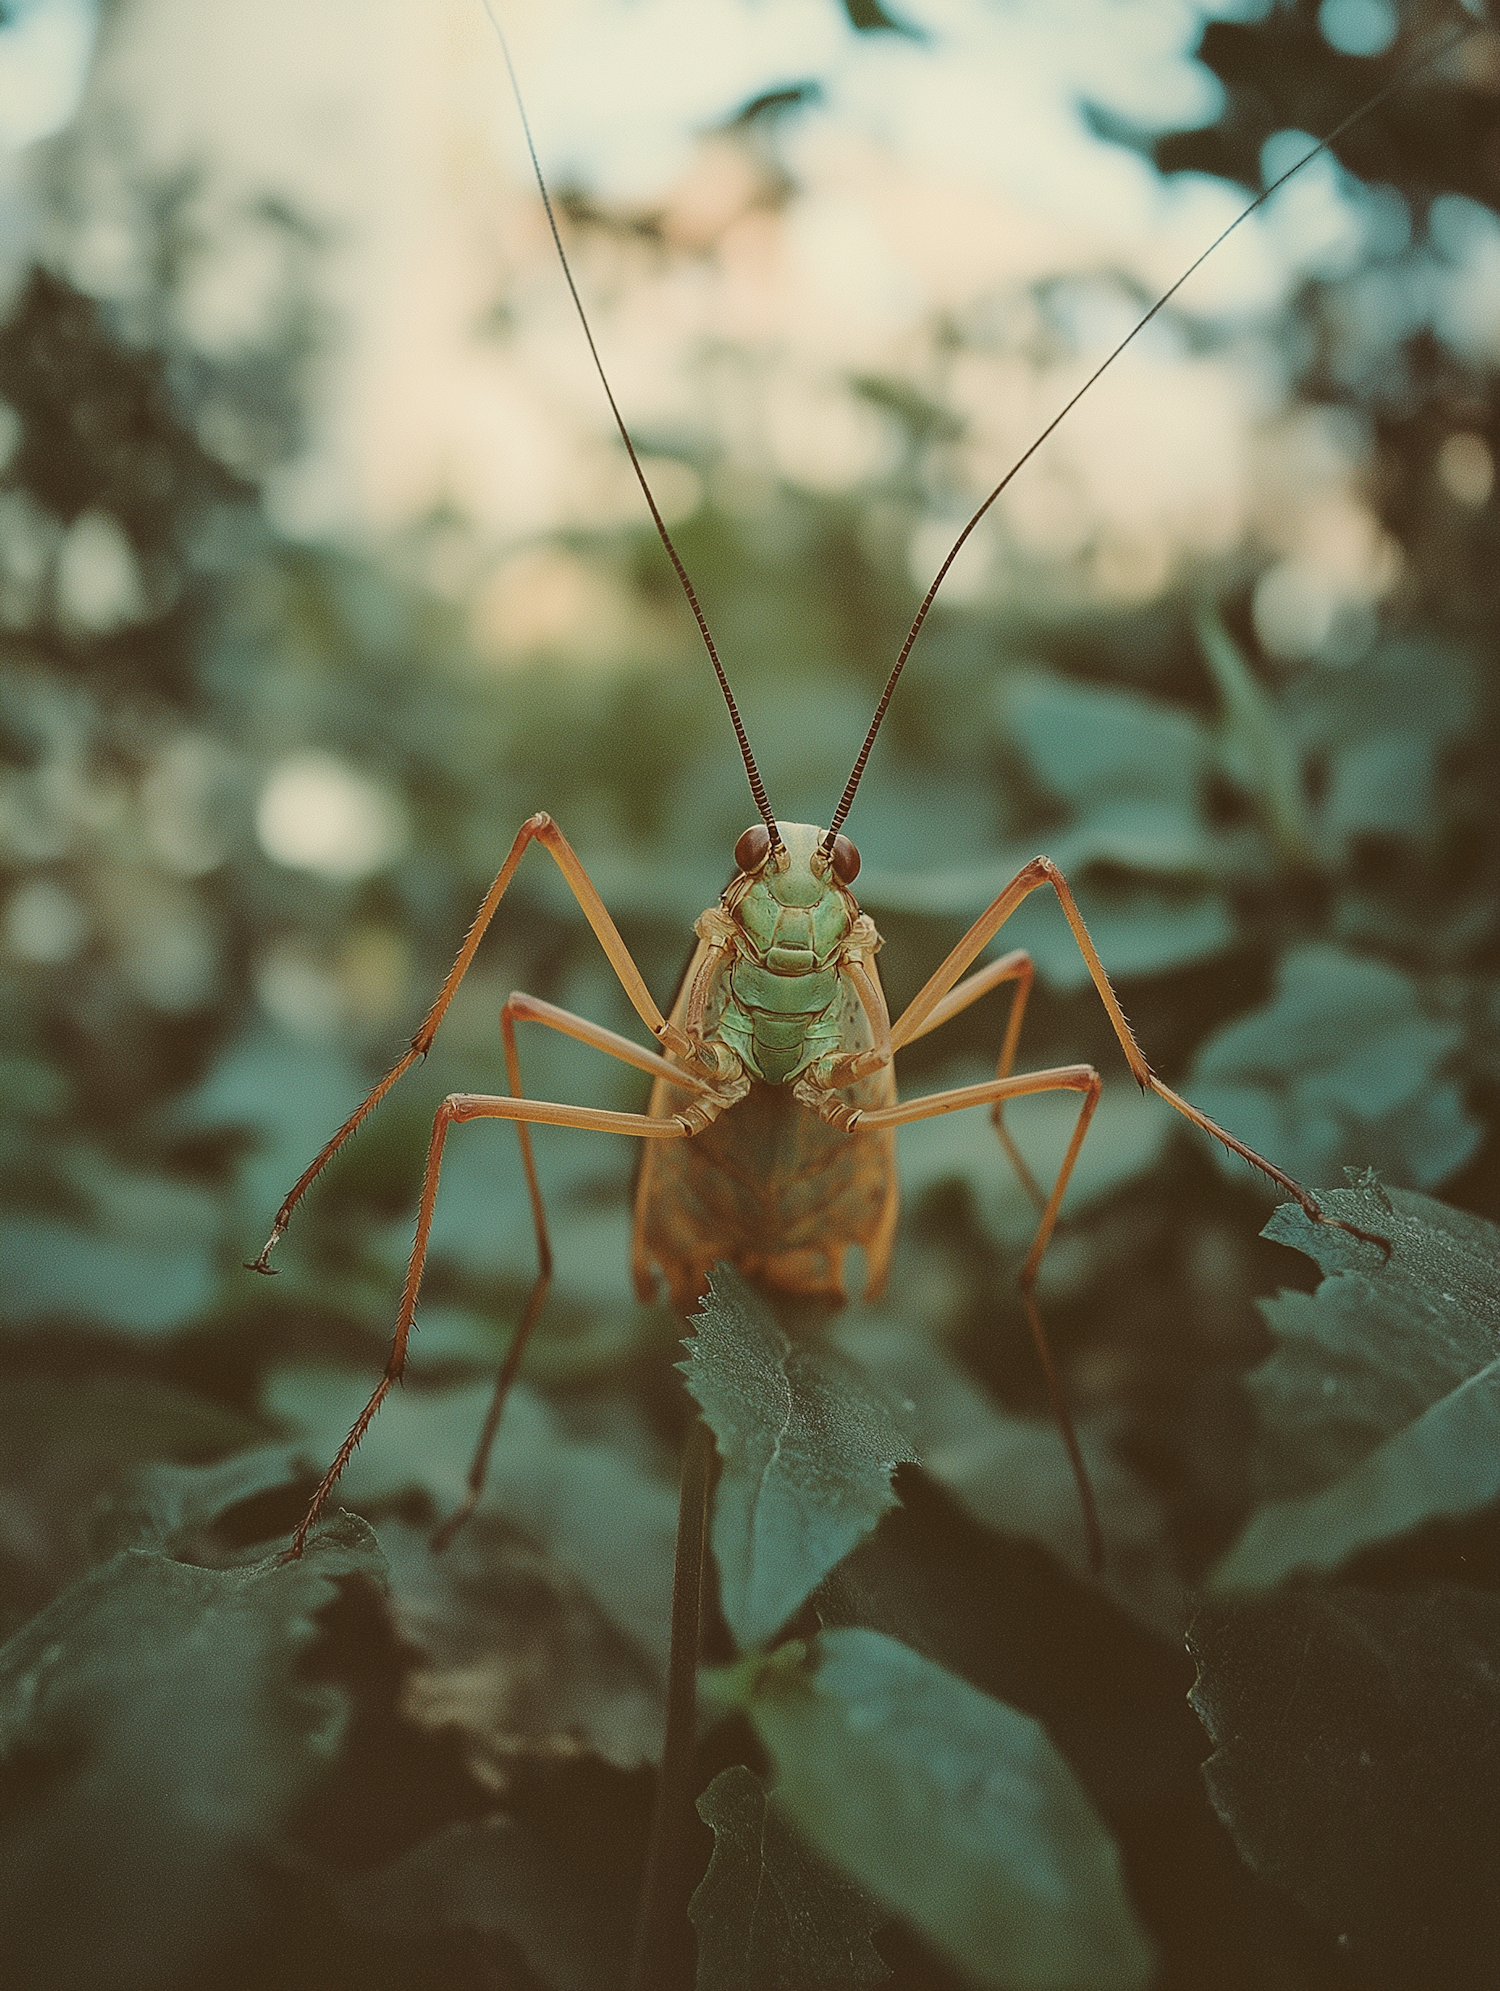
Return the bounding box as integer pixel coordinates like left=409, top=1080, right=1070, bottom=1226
left=251, top=5, right=1441, bottom=1577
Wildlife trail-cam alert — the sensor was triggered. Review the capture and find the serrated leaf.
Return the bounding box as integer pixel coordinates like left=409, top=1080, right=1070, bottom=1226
left=1213, top=1184, right=1500, bottom=1587
left=690, top=1764, right=890, bottom=1991
left=679, top=1268, right=916, bottom=1651
left=1187, top=945, right=1481, bottom=1192
left=0, top=1505, right=381, bottom=1991
left=1190, top=1585, right=1500, bottom=1985
left=719, top=1628, right=1154, bottom=1991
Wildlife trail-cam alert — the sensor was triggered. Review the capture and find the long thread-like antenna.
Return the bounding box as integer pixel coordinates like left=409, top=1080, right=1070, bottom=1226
left=479, top=0, right=781, bottom=846
left=823, top=17, right=1470, bottom=845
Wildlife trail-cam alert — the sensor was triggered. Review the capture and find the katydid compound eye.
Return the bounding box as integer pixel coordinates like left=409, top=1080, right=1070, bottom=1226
left=829, top=834, right=860, bottom=884
left=735, top=824, right=771, bottom=873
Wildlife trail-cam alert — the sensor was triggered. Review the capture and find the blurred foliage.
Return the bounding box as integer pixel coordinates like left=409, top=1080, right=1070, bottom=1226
left=1, top=0, right=1499, bottom=1987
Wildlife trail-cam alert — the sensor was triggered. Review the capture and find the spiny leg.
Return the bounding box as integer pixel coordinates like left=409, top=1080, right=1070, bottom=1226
left=889, top=855, right=1390, bottom=1256
left=806, top=1062, right=1108, bottom=1574
left=897, top=946, right=1046, bottom=1212
left=249, top=813, right=696, bottom=1275
left=283, top=1083, right=703, bottom=1561
left=432, top=993, right=722, bottom=1552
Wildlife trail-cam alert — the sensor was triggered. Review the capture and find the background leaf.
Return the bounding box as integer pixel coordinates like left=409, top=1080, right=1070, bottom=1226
left=690, top=1764, right=890, bottom=1991
left=680, top=1268, right=917, bottom=1651
left=721, top=1628, right=1154, bottom=1991
left=378, top=1513, right=666, bottom=1773
left=265, top=1368, right=679, bottom=1668
left=833, top=1314, right=1184, bottom=1633
left=1214, top=1184, right=1500, bottom=1587
left=337, top=1755, right=653, bottom=1991
left=1188, top=948, right=1481, bottom=1193
left=0, top=1488, right=381, bottom=1991
left=1190, top=1585, right=1500, bottom=1988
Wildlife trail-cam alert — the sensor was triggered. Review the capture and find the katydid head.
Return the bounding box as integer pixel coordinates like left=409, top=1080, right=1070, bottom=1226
left=727, top=820, right=861, bottom=968
left=735, top=822, right=859, bottom=886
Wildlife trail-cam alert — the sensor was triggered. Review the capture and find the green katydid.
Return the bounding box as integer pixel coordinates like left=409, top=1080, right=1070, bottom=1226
left=253, top=1, right=1447, bottom=1576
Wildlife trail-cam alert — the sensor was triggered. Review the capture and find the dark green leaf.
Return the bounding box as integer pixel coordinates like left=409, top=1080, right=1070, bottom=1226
left=718, top=1629, right=1154, bottom=1991
left=1002, top=669, right=1211, bottom=812
left=0, top=1506, right=381, bottom=1991
left=91, top=1442, right=309, bottom=1555
left=834, top=1316, right=1183, bottom=1633
left=1188, top=945, right=1481, bottom=1192
left=690, top=1764, right=889, bottom=1991
left=377, top=1514, right=665, bottom=1772
left=0, top=1375, right=265, bottom=1634
left=339, top=1753, right=650, bottom=1991
left=265, top=1367, right=679, bottom=1666
left=1190, top=1585, right=1500, bottom=1986
left=1214, top=1184, right=1500, bottom=1587
left=679, top=1268, right=916, bottom=1651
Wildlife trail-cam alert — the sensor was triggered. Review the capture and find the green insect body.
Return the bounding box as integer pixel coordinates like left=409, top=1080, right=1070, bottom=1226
left=633, top=821, right=898, bottom=1315
left=714, top=822, right=863, bottom=1086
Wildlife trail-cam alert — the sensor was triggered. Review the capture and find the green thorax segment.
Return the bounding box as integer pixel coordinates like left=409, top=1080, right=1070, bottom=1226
left=703, top=821, right=869, bottom=1086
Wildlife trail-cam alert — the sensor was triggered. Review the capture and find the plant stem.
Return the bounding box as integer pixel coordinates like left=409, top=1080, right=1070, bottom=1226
left=630, top=1413, right=714, bottom=1991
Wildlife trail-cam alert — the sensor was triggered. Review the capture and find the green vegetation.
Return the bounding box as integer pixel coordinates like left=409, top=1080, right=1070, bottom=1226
left=1, top=3, right=1497, bottom=1987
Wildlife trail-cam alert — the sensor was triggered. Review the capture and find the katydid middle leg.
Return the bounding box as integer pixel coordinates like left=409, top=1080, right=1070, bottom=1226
left=433, top=992, right=725, bottom=1551
left=283, top=1016, right=734, bottom=1562
left=894, top=946, right=1047, bottom=1210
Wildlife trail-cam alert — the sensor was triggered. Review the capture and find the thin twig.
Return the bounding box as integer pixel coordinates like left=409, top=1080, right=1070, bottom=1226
left=630, top=1415, right=715, bottom=1991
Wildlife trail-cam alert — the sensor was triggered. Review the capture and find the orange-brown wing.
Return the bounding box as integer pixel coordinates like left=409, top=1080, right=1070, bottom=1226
left=631, top=946, right=897, bottom=1313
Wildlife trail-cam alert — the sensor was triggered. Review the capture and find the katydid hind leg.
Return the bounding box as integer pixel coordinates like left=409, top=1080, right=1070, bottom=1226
left=822, top=1060, right=1109, bottom=1573
left=284, top=1080, right=701, bottom=1558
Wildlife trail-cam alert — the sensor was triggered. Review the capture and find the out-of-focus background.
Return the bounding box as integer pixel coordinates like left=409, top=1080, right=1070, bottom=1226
left=1, top=0, right=1498, bottom=1980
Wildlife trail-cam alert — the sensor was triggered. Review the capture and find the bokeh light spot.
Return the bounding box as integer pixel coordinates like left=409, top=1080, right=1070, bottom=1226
left=1318, top=0, right=1397, bottom=58
left=255, top=752, right=409, bottom=881
left=1437, top=431, right=1494, bottom=507
left=4, top=877, right=87, bottom=962
left=55, top=510, right=146, bottom=634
